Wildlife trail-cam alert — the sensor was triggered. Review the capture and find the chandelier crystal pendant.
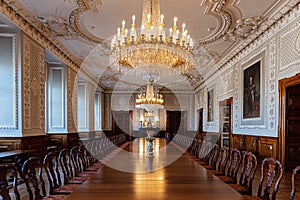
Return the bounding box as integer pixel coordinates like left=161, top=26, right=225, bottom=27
left=136, top=79, right=164, bottom=112
left=110, top=0, right=195, bottom=74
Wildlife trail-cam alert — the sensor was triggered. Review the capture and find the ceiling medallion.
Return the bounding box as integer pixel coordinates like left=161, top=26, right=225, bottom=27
left=110, top=0, right=195, bottom=75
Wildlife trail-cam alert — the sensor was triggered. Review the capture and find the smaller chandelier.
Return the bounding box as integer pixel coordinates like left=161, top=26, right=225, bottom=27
left=110, top=0, right=195, bottom=74
left=136, top=79, right=164, bottom=112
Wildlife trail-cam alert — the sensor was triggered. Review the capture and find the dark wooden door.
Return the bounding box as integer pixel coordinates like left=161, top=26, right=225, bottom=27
left=197, top=109, right=203, bottom=135
left=166, top=111, right=186, bottom=134
left=285, top=83, right=300, bottom=168
left=112, top=111, right=132, bottom=136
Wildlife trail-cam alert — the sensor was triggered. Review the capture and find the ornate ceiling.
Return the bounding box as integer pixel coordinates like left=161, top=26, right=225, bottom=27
left=0, top=0, right=296, bottom=91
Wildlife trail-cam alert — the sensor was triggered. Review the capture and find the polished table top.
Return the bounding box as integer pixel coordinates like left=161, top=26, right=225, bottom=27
left=0, top=149, right=36, bottom=159
left=66, top=138, right=243, bottom=200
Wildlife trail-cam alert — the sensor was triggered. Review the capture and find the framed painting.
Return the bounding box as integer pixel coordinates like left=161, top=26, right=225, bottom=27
left=207, top=89, right=214, bottom=122
left=243, top=60, right=261, bottom=119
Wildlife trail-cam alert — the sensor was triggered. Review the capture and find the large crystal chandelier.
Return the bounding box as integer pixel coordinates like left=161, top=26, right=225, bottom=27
left=110, top=0, right=195, bottom=74
left=136, top=79, right=164, bottom=112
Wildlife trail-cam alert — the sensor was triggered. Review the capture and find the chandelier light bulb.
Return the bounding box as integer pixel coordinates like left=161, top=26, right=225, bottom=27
left=173, top=17, right=177, bottom=27
left=132, top=15, right=136, bottom=25
left=160, top=14, right=164, bottom=24
left=147, top=13, right=151, bottom=23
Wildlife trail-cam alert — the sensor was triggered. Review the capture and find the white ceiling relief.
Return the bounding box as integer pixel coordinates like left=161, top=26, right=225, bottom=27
left=1, top=0, right=295, bottom=90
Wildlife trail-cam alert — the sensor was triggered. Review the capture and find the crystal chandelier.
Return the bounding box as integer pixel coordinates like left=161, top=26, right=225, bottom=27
left=136, top=79, right=164, bottom=112
left=110, top=0, right=195, bottom=74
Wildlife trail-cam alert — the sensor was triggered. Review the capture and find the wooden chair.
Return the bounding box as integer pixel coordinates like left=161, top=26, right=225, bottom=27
left=58, top=149, right=87, bottom=184
left=21, top=157, right=67, bottom=200
left=218, top=148, right=242, bottom=184
left=228, top=151, right=258, bottom=195
left=69, top=146, right=95, bottom=178
left=77, top=144, right=99, bottom=171
left=0, top=164, right=20, bottom=200
left=196, top=140, right=212, bottom=165
left=243, top=157, right=283, bottom=200
left=203, top=144, right=220, bottom=170
left=208, top=146, right=229, bottom=176
left=43, top=152, right=81, bottom=195
left=289, top=165, right=300, bottom=200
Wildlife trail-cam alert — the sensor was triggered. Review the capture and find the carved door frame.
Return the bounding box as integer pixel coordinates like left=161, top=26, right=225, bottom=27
left=278, top=73, right=300, bottom=165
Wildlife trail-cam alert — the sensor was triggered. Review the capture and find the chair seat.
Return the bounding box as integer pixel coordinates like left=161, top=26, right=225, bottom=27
left=203, top=165, right=215, bottom=170
left=242, top=195, right=261, bottom=200
left=77, top=171, right=95, bottom=177
left=43, top=194, right=68, bottom=200
left=207, top=170, right=224, bottom=176
left=84, top=166, right=100, bottom=171
left=54, top=184, right=81, bottom=194
left=217, top=176, right=235, bottom=183
left=227, top=183, right=250, bottom=195
left=91, top=162, right=103, bottom=167
left=66, top=176, right=88, bottom=184
left=196, top=160, right=207, bottom=165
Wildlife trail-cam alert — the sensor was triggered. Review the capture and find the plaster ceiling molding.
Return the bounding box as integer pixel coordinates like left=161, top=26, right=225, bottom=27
left=182, top=73, right=203, bottom=86
left=69, top=0, right=103, bottom=43
left=36, top=15, right=78, bottom=38
left=225, top=16, right=265, bottom=41
left=198, top=0, right=234, bottom=45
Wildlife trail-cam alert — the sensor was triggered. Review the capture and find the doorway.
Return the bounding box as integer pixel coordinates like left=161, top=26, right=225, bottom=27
left=285, top=83, right=300, bottom=168
left=197, top=109, right=203, bottom=135
left=279, top=73, right=300, bottom=168
left=112, top=111, right=132, bottom=136
left=166, top=111, right=187, bottom=135
left=219, top=98, right=232, bottom=148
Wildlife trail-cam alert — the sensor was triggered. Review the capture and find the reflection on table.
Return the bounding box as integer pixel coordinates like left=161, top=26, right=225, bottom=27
left=66, top=138, right=244, bottom=200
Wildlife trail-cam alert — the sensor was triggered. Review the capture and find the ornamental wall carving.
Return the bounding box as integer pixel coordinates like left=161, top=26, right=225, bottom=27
left=67, top=67, right=78, bottom=133
left=205, top=1, right=300, bottom=137
left=22, top=33, right=45, bottom=135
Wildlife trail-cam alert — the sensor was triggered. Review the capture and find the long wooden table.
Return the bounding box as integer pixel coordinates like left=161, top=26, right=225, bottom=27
left=66, top=138, right=243, bottom=200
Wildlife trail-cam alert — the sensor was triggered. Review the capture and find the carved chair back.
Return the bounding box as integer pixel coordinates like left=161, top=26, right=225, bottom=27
left=203, top=141, right=213, bottom=164
left=43, top=152, right=62, bottom=195
left=70, top=146, right=81, bottom=175
left=208, top=144, right=220, bottom=168
left=226, top=148, right=242, bottom=183
left=257, top=157, right=283, bottom=200
left=58, top=149, right=74, bottom=184
left=0, top=164, right=20, bottom=200
left=289, top=165, right=300, bottom=200
left=215, top=146, right=229, bottom=175
left=21, top=157, right=46, bottom=200
left=195, top=139, right=202, bottom=157
left=238, top=151, right=258, bottom=195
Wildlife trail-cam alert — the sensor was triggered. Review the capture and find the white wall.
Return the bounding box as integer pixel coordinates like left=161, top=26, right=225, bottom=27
left=195, top=5, right=300, bottom=137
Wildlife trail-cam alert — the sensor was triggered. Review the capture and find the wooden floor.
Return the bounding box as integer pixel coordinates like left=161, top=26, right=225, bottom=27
left=66, top=138, right=243, bottom=200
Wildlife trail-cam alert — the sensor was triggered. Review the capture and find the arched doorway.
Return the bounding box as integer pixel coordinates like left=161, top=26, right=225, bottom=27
left=279, top=73, right=300, bottom=169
